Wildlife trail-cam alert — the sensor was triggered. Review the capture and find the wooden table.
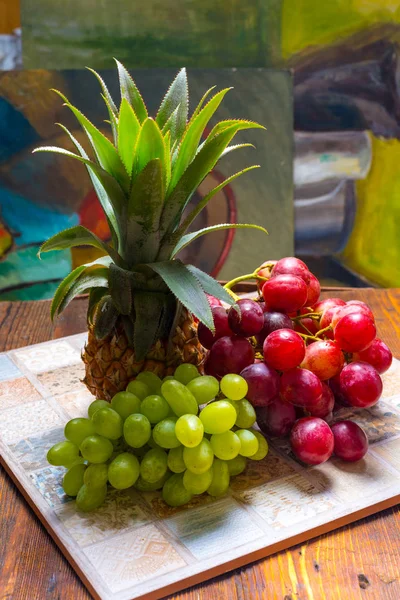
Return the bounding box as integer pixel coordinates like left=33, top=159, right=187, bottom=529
left=1, top=288, right=400, bottom=600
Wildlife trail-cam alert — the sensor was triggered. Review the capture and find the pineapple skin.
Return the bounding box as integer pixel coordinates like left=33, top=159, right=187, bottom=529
left=82, top=309, right=205, bottom=400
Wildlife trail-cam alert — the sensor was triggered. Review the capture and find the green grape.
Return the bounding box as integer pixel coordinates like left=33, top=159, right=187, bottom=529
left=220, top=374, right=248, bottom=401
left=162, top=473, right=193, bottom=507
left=248, top=431, right=269, bottom=460
left=186, top=375, right=219, bottom=405
left=126, top=379, right=150, bottom=400
left=111, top=392, right=141, bottom=420
left=167, top=446, right=186, bottom=473
left=175, top=414, right=204, bottom=448
left=130, top=444, right=151, bottom=459
left=68, top=457, right=87, bottom=467
left=226, top=454, right=247, bottom=477
left=92, top=407, right=123, bottom=440
left=80, top=435, right=113, bottom=463
left=136, top=372, right=162, bottom=395
left=123, top=413, right=151, bottom=448
left=108, top=452, right=140, bottom=489
left=161, top=379, right=198, bottom=417
left=207, top=459, right=230, bottom=497
left=64, top=418, right=96, bottom=447
left=236, top=429, right=259, bottom=457
left=183, top=467, right=214, bottom=495
left=235, top=399, right=256, bottom=429
left=183, top=439, right=214, bottom=474
left=162, top=375, right=175, bottom=383
left=140, top=448, right=168, bottom=483
left=225, top=399, right=239, bottom=416
left=76, top=484, right=107, bottom=512
left=88, top=399, right=109, bottom=419
left=210, top=430, right=241, bottom=460
left=199, top=400, right=236, bottom=434
left=140, top=395, right=170, bottom=424
left=152, top=418, right=181, bottom=449
left=84, top=463, right=108, bottom=488
left=47, top=441, right=79, bottom=467
left=174, top=363, right=200, bottom=385
left=147, top=435, right=163, bottom=450
left=63, top=463, right=86, bottom=496
left=134, top=471, right=171, bottom=492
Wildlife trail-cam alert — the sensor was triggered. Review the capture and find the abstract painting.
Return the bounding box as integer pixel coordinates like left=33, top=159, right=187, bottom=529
left=0, top=68, right=293, bottom=300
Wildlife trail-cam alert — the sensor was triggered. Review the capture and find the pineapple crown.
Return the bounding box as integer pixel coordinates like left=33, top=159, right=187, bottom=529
left=34, top=61, right=267, bottom=359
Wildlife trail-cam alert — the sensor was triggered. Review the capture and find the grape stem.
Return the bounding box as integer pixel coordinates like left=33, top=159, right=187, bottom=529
left=291, top=312, right=321, bottom=322
left=224, top=272, right=268, bottom=290
left=297, top=324, right=333, bottom=342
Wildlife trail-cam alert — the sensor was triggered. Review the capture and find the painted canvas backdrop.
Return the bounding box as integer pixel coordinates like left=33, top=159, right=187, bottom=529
left=0, top=68, right=293, bottom=300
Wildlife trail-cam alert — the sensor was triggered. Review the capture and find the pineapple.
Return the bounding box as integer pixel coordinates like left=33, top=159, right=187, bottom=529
left=35, top=62, right=267, bottom=400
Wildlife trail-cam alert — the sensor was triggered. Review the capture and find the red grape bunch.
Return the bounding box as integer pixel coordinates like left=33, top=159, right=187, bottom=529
left=199, top=257, right=393, bottom=466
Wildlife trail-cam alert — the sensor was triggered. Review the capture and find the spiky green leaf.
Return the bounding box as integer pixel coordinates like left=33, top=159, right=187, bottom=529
left=185, top=264, right=236, bottom=306
left=88, top=287, right=108, bottom=325
left=121, top=315, right=135, bottom=346
left=190, top=86, right=216, bottom=122
left=86, top=68, right=119, bottom=144
left=156, top=68, right=188, bottom=142
left=172, top=223, right=268, bottom=258
left=118, top=98, right=140, bottom=176
left=147, top=260, right=214, bottom=330
left=38, top=225, right=121, bottom=265
left=108, top=263, right=132, bottom=315
left=134, top=118, right=166, bottom=181
left=133, top=291, right=167, bottom=360
left=168, top=88, right=232, bottom=193
left=115, top=59, right=148, bottom=123
left=161, top=104, right=180, bottom=146
left=126, top=158, right=164, bottom=264
left=202, top=119, right=265, bottom=146
left=101, top=94, right=118, bottom=145
left=94, top=295, right=118, bottom=340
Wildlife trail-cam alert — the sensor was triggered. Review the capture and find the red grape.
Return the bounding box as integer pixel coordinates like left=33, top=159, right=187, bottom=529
left=293, top=307, right=319, bottom=336
left=307, top=382, right=335, bottom=418
left=331, top=420, right=368, bottom=462
left=256, top=311, right=294, bottom=345
left=339, top=361, right=382, bottom=408
left=256, top=397, right=296, bottom=437
left=240, top=362, right=280, bottom=407
left=198, top=306, right=231, bottom=350
left=353, top=338, right=393, bottom=374
left=262, top=274, right=308, bottom=313
left=280, top=368, right=323, bottom=408
left=206, top=294, right=223, bottom=308
left=334, top=313, right=376, bottom=352
left=206, top=335, right=254, bottom=377
left=320, top=306, right=340, bottom=331
left=306, top=273, right=321, bottom=305
left=301, top=340, right=344, bottom=380
left=228, top=298, right=264, bottom=336
left=290, top=417, right=334, bottom=465
left=329, top=373, right=350, bottom=406
left=256, top=261, right=275, bottom=292
left=346, top=300, right=374, bottom=319
left=271, top=257, right=311, bottom=284
left=331, top=303, right=374, bottom=328
left=313, top=298, right=346, bottom=314
left=263, top=329, right=305, bottom=371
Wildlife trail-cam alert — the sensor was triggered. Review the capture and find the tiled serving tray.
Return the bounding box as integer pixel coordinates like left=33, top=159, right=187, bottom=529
left=1, top=333, right=400, bottom=600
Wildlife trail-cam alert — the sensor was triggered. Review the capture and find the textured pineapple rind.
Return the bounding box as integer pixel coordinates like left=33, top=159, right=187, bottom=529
left=82, top=310, right=205, bottom=400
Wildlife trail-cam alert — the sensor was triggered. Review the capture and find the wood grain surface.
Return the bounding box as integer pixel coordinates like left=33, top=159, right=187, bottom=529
left=1, top=288, right=400, bottom=600
left=0, top=0, right=20, bottom=34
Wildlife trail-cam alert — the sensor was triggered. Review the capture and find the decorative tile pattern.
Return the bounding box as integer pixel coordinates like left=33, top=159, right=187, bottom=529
left=0, top=354, right=22, bottom=381
left=0, top=399, right=62, bottom=444
left=0, top=377, right=42, bottom=409
left=37, top=363, right=85, bottom=396
left=332, top=405, right=400, bottom=444
left=382, top=395, right=400, bottom=412
left=236, top=473, right=335, bottom=529
left=9, top=427, right=64, bottom=471
left=56, top=489, right=150, bottom=547
left=230, top=449, right=297, bottom=492
left=56, top=388, right=94, bottom=418
left=13, top=341, right=81, bottom=373
left=381, top=358, right=400, bottom=399
left=371, top=437, right=400, bottom=474
left=30, top=465, right=71, bottom=507
left=83, top=524, right=187, bottom=594
left=166, top=497, right=264, bottom=560
left=142, top=489, right=217, bottom=519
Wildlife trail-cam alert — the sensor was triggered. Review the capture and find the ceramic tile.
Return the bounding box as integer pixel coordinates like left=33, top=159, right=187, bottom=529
left=56, top=488, right=150, bottom=547
left=0, top=376, right=42, bottom=409
left=230, top=448, right=297, bottom=492
left=332, top=405, right=400, bottom=444
left=382, top=394, right=400, bottom=411
left=13, top=341, right=81, bottom=373
left=382, top=358, right=400, bottom=399
left=37, top=363, right=85, bottom=396
left=142, top=489, right=217, bottom=519
left=0, top=354, right=22, bottom=381
left=165, top=497, right=264, bottom=561
left=83, top=524, right=187, bottom=594
left=8, top=427, right=64, bottom=471
left=236, top=473, right=335, bottom=529
left=0, top=399, right=63, bottom=444
left=310, top=453, right=396, bottom=503
left=371, top=437, right=400, bottom=473
left=56, top=388, right=94, bottom=418
left=30, top=465, right=71, bottom=508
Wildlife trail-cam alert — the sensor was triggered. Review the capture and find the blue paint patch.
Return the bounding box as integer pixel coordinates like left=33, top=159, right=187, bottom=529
left=0, top=355, right=22, bottom=382
left=0, top=99, right=41, bottom=162
left=0, top=245, right=72, bottom=290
